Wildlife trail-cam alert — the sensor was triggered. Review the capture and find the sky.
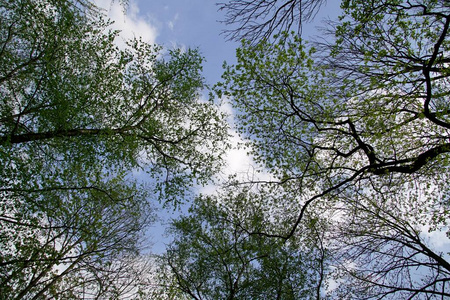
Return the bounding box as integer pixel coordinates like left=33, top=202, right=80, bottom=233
left=94, top=0, right=239, bottom=85
left=91, top=0, right=450, bottom=262
left=94, top=0, right=343, bottom=85
left=91, top=0, right=344, bottom=253
left=92, top=0, right=245, bottom=253
left=94, top=0, right=343, bottom=176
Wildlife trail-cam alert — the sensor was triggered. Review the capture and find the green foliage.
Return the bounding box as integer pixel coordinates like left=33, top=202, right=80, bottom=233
left=0, top=0, right=228, bottom=200
left=156, top=187, right=324, bottom=299
left=216, top=0, right=450, bottom=298
left=0, top=0, right=227, bottom=298
left=217, top=34, right=333, bottom=178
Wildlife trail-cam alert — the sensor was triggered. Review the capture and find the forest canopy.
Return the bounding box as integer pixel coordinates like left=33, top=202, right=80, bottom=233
left=1, top=0, right=449, bottom=299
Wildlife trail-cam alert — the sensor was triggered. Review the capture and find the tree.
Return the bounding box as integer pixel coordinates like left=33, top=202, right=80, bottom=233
left=0, top=174, right=155, bottom=299
left=326, top=182, right=450, bottom=299
left=0, top=0, right=228, bottom=298
left=155, top=185, right=327, bottom=299
left=216, top=0, right=450, bottom=298
left=218, top=0, right=327, bottom=42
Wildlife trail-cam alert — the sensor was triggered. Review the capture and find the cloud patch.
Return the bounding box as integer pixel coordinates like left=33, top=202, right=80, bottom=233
left=94, top=0, right=158, bottom=48
left=167, top=13, right=179, bottom=31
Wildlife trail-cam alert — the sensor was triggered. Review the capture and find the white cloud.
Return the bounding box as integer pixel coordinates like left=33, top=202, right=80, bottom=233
left=420, top=225, right=450, bottom=250
left=210, top=100, right=275, bottom=187
left=219, top=101, right=254, bottom=176
left=93, top=0, right=158, bottom=48
left=167, top=13, right=179, bottom=31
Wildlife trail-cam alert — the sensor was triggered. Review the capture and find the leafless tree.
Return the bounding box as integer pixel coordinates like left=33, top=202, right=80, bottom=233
left=217, top=0, right=327, bottom=42
left=326, top=180, right=450, bottom=299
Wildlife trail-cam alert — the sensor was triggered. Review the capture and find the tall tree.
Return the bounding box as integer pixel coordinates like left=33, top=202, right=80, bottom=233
left=155, top=185, right=327, bottom=299
left=216, top=0, right=450, bottom=297
left=0, top=0, right=228, bottom=298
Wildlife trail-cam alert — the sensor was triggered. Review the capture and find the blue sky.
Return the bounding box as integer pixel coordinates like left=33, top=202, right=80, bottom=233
left=96, top=0, right=342, bottom=86
left=92, top=0, right=450, bottom=258
left=95, top=0, right=239, bottom=85
left=93, top=0, right=244, bottom=252
left=141, top=0, right=240, bottom=85
left=92, top=0, right=344, bottom=253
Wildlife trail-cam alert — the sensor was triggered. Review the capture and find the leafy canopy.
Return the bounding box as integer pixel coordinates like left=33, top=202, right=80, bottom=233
left=214, top=0, right=450, bottom=298
left=0, top=0, right=228, bottom=298
left=157, top=187, right=324, bottom=300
